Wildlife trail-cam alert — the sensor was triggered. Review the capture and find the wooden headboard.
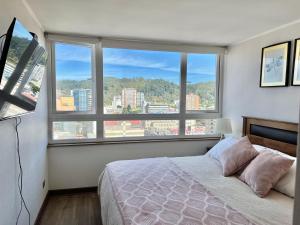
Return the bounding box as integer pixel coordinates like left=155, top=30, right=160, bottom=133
left=243, top=116, right=298, bottom=157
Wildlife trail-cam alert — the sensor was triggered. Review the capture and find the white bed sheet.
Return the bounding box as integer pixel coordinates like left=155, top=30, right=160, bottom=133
left=98, top=155, right=294, bottom=225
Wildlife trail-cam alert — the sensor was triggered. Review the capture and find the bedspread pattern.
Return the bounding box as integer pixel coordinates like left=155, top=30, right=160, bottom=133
left=106, top=157, right=258, bottom=225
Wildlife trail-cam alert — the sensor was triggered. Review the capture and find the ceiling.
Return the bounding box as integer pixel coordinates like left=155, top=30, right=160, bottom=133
left=26, top=0, right=300, bottom=46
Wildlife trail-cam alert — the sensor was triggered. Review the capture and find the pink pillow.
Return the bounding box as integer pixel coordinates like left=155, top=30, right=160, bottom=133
left=239, top=151, right=294, bottom=197
left=219, top=136, right=258, bottom=176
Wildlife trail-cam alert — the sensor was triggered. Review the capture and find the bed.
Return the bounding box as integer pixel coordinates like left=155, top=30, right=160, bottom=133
left=98, top=117, right=298, bottom=225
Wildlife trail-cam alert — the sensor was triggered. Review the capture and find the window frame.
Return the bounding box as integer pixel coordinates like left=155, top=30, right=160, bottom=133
left=46, top=34, right=225, bottom=145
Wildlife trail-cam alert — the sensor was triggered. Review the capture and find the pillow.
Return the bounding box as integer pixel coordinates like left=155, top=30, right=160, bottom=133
left=275, top=161, right=296, bottom=198
left=239, top=151, right=294, bottom=197
left=219, top=136, right=258, bottom=176
left=253, top=144, right=295, bottom=159
left=207, top=137, right=239, bottom=161
left=253, top=144, right=296, bottom=197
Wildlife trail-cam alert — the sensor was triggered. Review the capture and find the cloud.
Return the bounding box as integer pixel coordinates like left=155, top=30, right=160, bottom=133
left=188, top=68, right=216, bottom=75
left=104, top=54, right=167, bottom=70
left=103, top=49, right=181, bottom=73
left=55, top=43, right=91, bottom=62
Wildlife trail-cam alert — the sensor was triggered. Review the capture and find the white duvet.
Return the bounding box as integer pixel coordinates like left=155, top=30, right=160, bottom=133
left=99, top=155, right=294, bottom=225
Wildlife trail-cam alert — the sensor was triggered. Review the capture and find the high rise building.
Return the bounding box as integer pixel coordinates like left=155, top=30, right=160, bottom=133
left=121, top=88, right=137, bottom=109
left=186, top=93, right=201, bottom=110
left=71, top=89, right=92, bottom=111
left=136, top=92, right=145, bottom=108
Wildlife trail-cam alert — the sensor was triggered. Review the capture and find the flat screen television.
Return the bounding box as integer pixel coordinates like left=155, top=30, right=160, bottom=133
left=0, top=18, right=47, bottom=120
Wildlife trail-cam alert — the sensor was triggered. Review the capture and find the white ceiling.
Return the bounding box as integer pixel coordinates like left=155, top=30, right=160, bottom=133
left=26, top=0, right=300, bottom=46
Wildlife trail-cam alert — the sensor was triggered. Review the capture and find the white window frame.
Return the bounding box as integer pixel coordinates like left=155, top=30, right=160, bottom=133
left=46, top=34, right=225, bottom=145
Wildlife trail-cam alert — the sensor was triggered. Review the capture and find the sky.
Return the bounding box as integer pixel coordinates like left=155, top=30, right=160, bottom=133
left=13, top=20, right=33, bottom=40
left=55, top=43, right=217, bottom=84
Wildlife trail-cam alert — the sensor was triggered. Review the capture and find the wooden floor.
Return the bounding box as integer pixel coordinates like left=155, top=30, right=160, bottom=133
left=38, top=192, right=102, bottom=225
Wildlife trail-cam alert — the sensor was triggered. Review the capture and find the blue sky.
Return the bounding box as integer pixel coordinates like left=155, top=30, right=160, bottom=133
left=13, top=20, right=33, bottom=40
left=55, top=43, right=217, bottom=84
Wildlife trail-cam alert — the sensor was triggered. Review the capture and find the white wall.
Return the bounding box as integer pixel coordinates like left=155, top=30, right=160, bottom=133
left=0, top=1, right=48, bottom=225
left=48, top=140, right=217, bottom=190
left=223, top=22, right=300, bottom=135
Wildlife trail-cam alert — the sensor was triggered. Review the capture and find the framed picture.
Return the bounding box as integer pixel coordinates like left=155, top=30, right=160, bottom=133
left=260, top=41, right=291, bottom=87
left=292, top=38, right=300, bottom=86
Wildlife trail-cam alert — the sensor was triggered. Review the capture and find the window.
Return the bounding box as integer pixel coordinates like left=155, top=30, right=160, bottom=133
left=103, top=48, right=181, bottom=114
left=104, top=120, right=179, bottom=138
left=55, top=42, right=94, bottom=112
left=185, top=119, right=217, bottom=135
left=48, top=36, right=223, bottom=144
left=53, top=121, right=96, bottom=140
left=186, top=54, right=217, bottom=112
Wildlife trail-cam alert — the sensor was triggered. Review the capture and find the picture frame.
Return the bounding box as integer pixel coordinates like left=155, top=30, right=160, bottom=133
left=260, top=41, right=291, bottom=87
left=292, top=38, right=300, bottom=86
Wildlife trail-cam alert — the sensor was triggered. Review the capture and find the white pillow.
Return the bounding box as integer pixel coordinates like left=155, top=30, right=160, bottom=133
left=253, top=144, right=296, bottom=198
left=207, top=137, right=239, bottom=161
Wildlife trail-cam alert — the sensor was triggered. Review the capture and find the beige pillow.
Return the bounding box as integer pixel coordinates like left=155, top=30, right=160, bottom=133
left=253, top=144, right=296, bottom=197
left=239, top=151, right=294, bottom=197
left=219, top=136, right=258, bottom=176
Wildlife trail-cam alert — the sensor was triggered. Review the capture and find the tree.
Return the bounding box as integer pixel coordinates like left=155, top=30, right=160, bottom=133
left=30, top=82, right=40, bottom=95
left=127, top=105, right=132, bottom=113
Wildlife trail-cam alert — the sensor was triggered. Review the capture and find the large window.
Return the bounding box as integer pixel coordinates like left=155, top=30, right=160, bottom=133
left=48, top=36, right=223, bottom=144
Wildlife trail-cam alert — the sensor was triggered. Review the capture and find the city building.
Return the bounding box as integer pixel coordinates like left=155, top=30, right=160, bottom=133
left=186, top=93, right=201, bottom=110
left=112, top=95, right=122, bottom=109
left=145, top=120, right=178, bottom=136
left=136, top=92, right=145, bottom=108
left=145, top=104, right=170, bottom=114
left=174, top=100, right=180, bottom=111
left=185, top=119, right=216, bottom=135
left=104, top=105, right=114, bottom=114
left=71, top=89, right=92, bottom=111
left=204, top=119, right=217, bottom=134
left=121, top=88, right=137, bottom=109
left=56, top=96, right=76, bottom=111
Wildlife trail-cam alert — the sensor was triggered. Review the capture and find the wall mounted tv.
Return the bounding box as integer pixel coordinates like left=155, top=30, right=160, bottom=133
left=0, top=18, right=47, bottom=120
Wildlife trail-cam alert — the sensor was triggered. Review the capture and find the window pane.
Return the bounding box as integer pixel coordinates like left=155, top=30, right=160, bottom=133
left=53, top=121, right=96, bottom=140
left=103, top=48, right=180, bottom=114
left=55, top=43, right=93, bottom=112
left=185, top=119, right=216, bottom=135
left=104, top=120, right=179, bottom=138
left=186, top=54, right=217, bottom=112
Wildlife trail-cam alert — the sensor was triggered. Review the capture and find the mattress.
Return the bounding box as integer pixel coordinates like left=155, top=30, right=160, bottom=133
left=98, top=155, right=294, bottom=225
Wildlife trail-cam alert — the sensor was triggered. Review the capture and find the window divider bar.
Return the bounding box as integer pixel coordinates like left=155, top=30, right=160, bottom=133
left=179, top=53, right=187, bottom=136
left=49, top=113, right=220, bottom=121
left=218, top=54, right=224, bottom=116
left=102, top=114, right=181, bottom=120
left=49, top=114, right=98, bottom=121
left=50, top=41, right=57, bottom=115
left=49, top=112, right=220, bottom=121
left=46, top=40, right=54, bottom=141
left=95, top=40, right=104, bottom=141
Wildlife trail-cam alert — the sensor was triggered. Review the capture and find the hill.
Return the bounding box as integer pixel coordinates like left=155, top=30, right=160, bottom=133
left=56, top=77, right=216, bottom=107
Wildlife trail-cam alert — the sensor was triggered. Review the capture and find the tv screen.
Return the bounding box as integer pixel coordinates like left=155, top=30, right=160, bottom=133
left=0, top=18, right=47, bottom=120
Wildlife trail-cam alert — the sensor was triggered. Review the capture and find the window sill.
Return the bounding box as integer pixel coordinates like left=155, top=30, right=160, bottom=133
left=48, top=136, right=220, bottom=148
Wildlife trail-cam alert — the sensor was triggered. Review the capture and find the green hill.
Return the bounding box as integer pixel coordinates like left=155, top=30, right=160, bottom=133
left=56, top=77, right=216, bottom=107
